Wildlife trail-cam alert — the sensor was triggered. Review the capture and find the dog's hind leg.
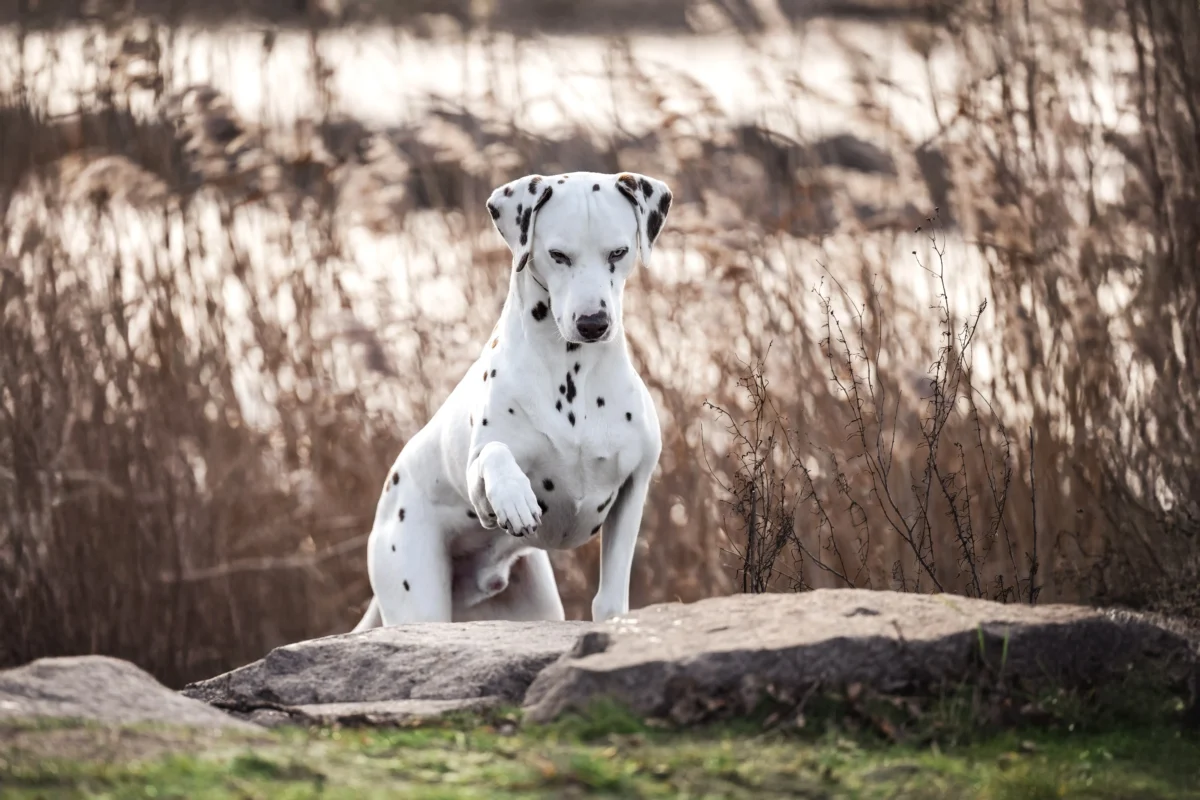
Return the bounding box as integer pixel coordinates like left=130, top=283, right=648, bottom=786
left=367, top=481, right=453, bottom=624
left=351, top=596, right=382, bottom=632
left=453, top=549, right=565, bottom=622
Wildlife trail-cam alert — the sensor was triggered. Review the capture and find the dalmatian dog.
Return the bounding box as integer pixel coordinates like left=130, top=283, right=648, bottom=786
left=352, top=170, right=672, bottom=629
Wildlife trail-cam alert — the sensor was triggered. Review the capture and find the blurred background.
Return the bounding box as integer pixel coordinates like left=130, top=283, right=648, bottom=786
left=1, top=0, right=1197, bottom=688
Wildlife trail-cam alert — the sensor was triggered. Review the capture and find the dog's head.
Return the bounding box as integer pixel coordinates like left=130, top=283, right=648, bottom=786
left=486, top=171, right=672, bottom=345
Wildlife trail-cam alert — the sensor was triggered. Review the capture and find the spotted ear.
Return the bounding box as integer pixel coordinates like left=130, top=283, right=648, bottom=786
left=614, top=172, right=673, bottom=266
left=485, top=174, right=555, bottom=272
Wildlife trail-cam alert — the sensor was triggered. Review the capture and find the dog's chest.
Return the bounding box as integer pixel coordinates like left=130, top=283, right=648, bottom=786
left=532, top=393, right=641, bottom=490
left=516, top=361, right=647, bottom=541
left=538, top=425, right=630, bottom=494
left=529, top=429, right=634, bottom=549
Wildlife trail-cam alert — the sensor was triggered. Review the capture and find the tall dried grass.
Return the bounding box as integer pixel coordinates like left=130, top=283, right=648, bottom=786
left=1, top=0, right=1196, bottom=688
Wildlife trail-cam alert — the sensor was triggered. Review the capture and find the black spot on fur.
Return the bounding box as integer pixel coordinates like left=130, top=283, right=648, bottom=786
left=609, top=263, right=615, bottom=273
left=537, top=498, right=548, bottom=513
left=487, top=202, right=500, bottom=220
left=591, top=524, right=602, bottom=537
left=531, top=301, right=548, bottom=321
left=543, top=478, right=555, bottom=491
left=573, top=362, right=580, bottom=374
left=600, top=299, right=606, bottom=309
left=626, top=412, right=633, bottom=421
left=615, top=178, right=640, bottom=214
left=391, top=472, right=399, bottom=485
left=598, top=494, right=613, bottom=512
left=517, top=252, right=530, bottom=272
left=597, top=397, right=605, bottom=407
left=566, top=342, right=581, bottom=352
left=399, top=508, right=406, bottom=521
left=559, top=384, right=566, bottom=395
left=508, top=408, right=514, bottom=414
left=503, top=186, right=513, bottom=197
left=467, top=509, right=478, bottom=519
left=404, top=580, right=410, bottom=590
left=557, top=178, right=565, bottom=184
left=565, top=372, right=577, bottom=403
left=483, top=369, right=488, bottom=381
left=647, top=209, right=664, bottom=244
left=556, top=400, right=562, bottom=411
left=568, top=411, right=576, bottom=426
left=482, top=418, right=488, bottom=426
left=515, top=203, right=523, bottom=221
left=649, top=192, right=672, bottom=243
left=534, top=186, right=553, bottom=212
left=519, top=207, right=532, bottom=245
left=639, top=177, right=653, bottom=198
left=391, top=544, right=395, bottom=551
left=592, top=183, right=600, bottom=191
left=469, top=414, right=473, bottom=426
left=491, top=369, right=497, bottom=378
left=529, top=176, right=541, bottom=194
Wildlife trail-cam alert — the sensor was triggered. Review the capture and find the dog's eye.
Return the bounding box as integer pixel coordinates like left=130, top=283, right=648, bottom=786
left=549, top=250, right=572, bottom=266
left=608, top=248, right=628, bottom=262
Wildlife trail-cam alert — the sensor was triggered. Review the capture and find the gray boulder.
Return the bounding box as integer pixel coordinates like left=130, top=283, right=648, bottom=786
left=182, top=620, right=593, bottom=725
left=0, top=656, right=257, bottom=731
left=523, top=589, right=1199, bottom=723
left=176, top=590, right=1198, bottom=728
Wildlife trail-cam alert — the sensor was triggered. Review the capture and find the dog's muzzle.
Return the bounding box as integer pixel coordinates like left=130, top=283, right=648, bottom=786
left=575, top=312, right=610, bottom=342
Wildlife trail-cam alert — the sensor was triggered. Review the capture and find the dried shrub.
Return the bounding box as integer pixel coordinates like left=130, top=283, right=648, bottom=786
left=708, top=224, right=1036, bottom=601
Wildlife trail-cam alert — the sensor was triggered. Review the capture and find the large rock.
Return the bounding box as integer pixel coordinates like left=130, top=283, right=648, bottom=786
left=182, top=621, right=593, bottom=726
left=0, top=656, right=257, bottom=731
left=522, top=589, right=1200, bottom=723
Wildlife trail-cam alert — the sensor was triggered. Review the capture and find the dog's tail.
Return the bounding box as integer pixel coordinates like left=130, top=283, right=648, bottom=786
left=351, top=596, right=383, bottom=632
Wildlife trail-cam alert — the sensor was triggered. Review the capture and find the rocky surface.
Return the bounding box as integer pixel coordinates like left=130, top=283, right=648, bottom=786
left=522, top=590, right=1200, bottom=723
left=9, top=591, right=1196, bottom=731
left=0, top=656, right=257, bottom=731
left=235, top=698, right=503, bottom=729
left=182, top=620, right=594, bottom=726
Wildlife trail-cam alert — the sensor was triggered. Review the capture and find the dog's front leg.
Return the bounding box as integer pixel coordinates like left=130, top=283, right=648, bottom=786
left=592, top=459, right=657, bottom=622
left=466, top=441, right=541, bottom=538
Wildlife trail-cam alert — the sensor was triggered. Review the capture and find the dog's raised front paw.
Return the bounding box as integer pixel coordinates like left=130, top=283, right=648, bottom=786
left=487, top=475, right=541, bottom=538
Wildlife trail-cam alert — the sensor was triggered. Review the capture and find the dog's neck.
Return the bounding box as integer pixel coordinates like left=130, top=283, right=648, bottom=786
left=495, top=262, right=626, bottom=374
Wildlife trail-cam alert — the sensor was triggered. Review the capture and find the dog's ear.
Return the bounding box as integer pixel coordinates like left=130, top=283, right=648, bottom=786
left=614, top=172, right=672, bottom=266
left=485, top=174, right=554, bottom=272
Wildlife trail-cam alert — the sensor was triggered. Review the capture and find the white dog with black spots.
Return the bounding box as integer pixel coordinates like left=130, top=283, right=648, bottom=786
left=353, top=170, right=672, bottom=629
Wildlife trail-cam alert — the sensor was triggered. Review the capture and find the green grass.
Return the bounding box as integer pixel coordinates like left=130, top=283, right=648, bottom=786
left=2, top=701, right=1198, bottom=800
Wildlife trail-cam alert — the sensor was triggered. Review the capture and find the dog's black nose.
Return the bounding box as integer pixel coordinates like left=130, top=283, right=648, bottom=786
left=575, top=312, right=610, bottom=342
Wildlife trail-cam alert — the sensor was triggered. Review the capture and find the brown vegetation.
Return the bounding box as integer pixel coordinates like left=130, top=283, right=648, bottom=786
left=0, top=0, right=948, bottom=33
left=1, top=0, right=1197, bottom=688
